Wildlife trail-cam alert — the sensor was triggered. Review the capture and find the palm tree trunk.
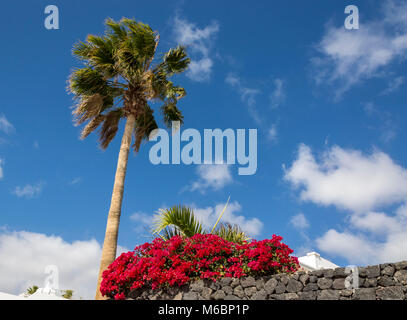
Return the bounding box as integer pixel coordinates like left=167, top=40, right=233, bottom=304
left=95, top=114, right=136, bottom=300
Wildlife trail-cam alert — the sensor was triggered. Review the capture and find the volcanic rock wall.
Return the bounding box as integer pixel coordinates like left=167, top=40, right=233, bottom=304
left=129, top=260, right=407, bottom=300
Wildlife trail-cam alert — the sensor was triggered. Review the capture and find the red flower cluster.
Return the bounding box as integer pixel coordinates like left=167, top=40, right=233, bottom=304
left=100, top=234, right=299, bottom=300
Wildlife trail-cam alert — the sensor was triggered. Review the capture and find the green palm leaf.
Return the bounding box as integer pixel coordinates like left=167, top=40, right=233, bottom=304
left=212, top=223, right=250, bottom=243
left=26, top=285, right=39, bottom=295
left=152, top=205, right=204, bottom=239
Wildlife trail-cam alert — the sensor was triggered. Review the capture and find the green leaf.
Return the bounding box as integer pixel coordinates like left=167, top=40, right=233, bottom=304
left=152, top=205, right=204, bottom=239
left=162, top=46, right=190, bottom=74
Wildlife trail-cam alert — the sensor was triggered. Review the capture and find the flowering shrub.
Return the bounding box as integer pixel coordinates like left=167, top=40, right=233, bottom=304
left=100, top=234, right=299, bottom=300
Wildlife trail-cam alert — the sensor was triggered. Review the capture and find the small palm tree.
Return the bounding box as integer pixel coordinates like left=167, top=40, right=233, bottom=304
left=212, top=223, right=249, bottom=244
left=68, top=17, right=190, bottom=299
left=62, top=289, right=74, bottom=299
left=152, top=205, right=204, bottom=239
left=152, top=198, right=250, bottom=243
left=26, top=285, right=38, bottom=295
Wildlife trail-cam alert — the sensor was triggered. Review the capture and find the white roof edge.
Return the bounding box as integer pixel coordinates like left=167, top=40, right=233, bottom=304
left=298, top=251, right=339, bottom=271
left=0, top=292, right=26, bottom=300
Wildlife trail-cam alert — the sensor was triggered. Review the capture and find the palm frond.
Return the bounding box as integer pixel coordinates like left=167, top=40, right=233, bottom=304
left=213, top=223, right=250, bottom=244
left=80, top=114, right=105, bottom=139
left=72, top=36, right=117, bottom=78
left=133, top=104, right=158, bottom=152
left=99, top=109, right=124, bottom=149
left=160, top=227, right=183, bottom=241
left=62, top=289, right=74, bottom=299
left=152, top=205, right=204, bottom=239
left=72, top=41, right=94, bottom=61
left=105, top=18, right=127, bottom=40
left=210, top=196, right=231, bottom=234
left=69, top=67, right=110, bottom=97
left=26, top=285, right=39, bottom=295
left=72, top=93, right=105, bottom=126
left=113, top=18, right=157, bottom=76
left=162, top=46, right=190, bottom=75
left=161, top=103, right=184, bottom=128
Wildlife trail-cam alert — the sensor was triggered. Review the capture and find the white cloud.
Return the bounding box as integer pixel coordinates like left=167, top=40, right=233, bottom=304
left=270, top=78, right=285, bottom=109
left=68, top=177, right=82, bottom=186
left=12, top=182, right=45, bottom=199
left=0, top=114, right=15, bottom=135
left=316, top=216, right=407, bottom=265
left=396, top=202, right=407, bottom=218
left=380, top=76, right=404, bottom=95
left=363, top=102, right=397, bottom=143
left=289, top=213, right=312, bottom=256
left=130, top=212, right=154, bottom=225
left=187, top=58, right=213, bottom=82
left=350, top=211, right=401, bottom=235
left=380, top=123, right=397, bottom=143
left=363, top=102, right=376, bottom=115
left=312, top=0, right=407, bottom=98
left=0, top=158, right=4, bottom=180
left=225, top=74, right=260, bottom=107
left=268, top=123, right=278, bottom=143
left=316, top=229, right=378, bottom=265
left=290, top=213, right=310, bottom=230
left=173, top=17, right=219, bottom=82
left=285, top=144, right=407, bottom=265
left=225, top=73, right=262, bottom=125
left=192, top=201, right=263, bottom=238
left=284, top=144, right=407, bottom=213
left=191, top=164, right=233, bottom=193
left=316, top=206, right=407, bottom=266
left=130, top=212, right=155, bottom=238
left=69, top=178, right=82, bottom=186
left=0, top=228, right=129, bottom=299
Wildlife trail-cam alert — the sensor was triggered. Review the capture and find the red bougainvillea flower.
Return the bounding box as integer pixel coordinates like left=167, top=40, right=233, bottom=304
left=100, top=234, right=299, bottom=299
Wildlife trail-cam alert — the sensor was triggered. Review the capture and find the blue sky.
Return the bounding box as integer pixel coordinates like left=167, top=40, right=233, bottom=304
left=2, top=0, right=407, bottom=298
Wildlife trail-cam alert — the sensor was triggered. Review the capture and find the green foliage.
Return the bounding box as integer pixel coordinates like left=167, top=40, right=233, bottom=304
left=68, top=17, right=190, bottom=151
left=212, top=223, right=250, bottom=243
left=62, top=289, right=74, bottom=299
left=26, top=285, right=38, bottom=295
left=161, top=46, right=190, bottom=75
left=153, top=205, right=204, bottom=239
left=152, top=200, right=250, bottom=244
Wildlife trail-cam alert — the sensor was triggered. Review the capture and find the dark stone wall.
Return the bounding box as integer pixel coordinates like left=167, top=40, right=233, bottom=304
left=128, top=260, right=407, bottom=300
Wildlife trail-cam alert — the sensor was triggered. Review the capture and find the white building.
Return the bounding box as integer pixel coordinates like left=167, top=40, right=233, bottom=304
left=0, top=287, right=68, bottom=300
left=298, top=252, right=339, bottom=271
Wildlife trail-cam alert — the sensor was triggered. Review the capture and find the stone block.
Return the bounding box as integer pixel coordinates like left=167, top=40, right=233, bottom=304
left=241, top=276, right=256, bottom=288
left=354, top=288, right=376, bottom=300
left=376, top=286, right=404, bottom=300
left=394, top=270, right=407, bottom=285
left=264, top=278, right=278, bottom=294
left=317, top=278, right=333, bottom=290
left=317, top=290, right=340, bottom=300
left=286, top=279, right=303, bottom=293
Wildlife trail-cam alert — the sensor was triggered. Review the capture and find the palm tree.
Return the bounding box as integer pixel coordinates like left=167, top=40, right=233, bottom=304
left=62, top=289, right=74, bottom=299
left=152, top=199, right=250, bottom=244
left=152, top=205, right=204, bottom=239
left=26, top=285, right=38, bottom=295
left=68, top=17, right=190, bottom=300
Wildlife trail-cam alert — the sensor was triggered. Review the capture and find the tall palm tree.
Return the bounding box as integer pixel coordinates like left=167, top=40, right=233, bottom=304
left=68, top=17, right=190, bottom=300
